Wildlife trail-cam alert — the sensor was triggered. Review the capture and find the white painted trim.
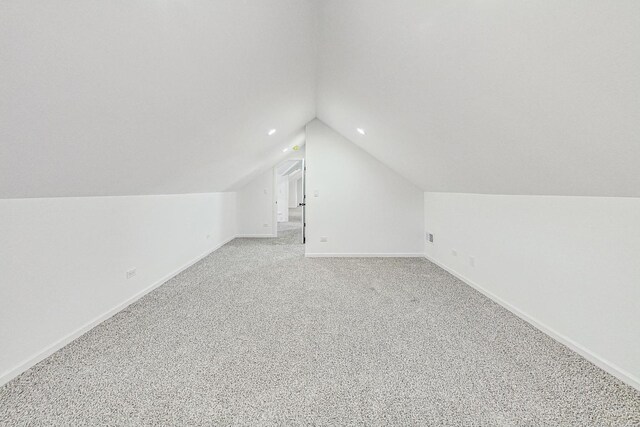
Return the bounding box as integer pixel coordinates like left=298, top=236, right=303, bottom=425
left=0, top=235, right=237, bottom=387
left=306, top=253, right=424, bottom=258
left=424, top=254, right=640, bottom=391
left=236, top=234, right=276, bottom=238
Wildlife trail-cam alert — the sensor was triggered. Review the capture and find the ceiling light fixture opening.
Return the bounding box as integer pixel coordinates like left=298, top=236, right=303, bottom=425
left=282, top=148, right=289, bottom=152
left=357, top=128, right=366, bottom=135
left=268, top=129, right=277, bottom=136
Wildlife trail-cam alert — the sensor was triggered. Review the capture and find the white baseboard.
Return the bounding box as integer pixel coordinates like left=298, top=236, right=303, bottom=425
left=306, top=253, right=424, bottom=258
left=424, top=254, right=640, bottom=392
left=0, top=235, right=236, bottom=387
left=236, top=234, right=276, bottom=238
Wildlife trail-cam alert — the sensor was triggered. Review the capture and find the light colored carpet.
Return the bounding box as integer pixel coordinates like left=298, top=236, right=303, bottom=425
left=1, top=226, right=639, bottom=425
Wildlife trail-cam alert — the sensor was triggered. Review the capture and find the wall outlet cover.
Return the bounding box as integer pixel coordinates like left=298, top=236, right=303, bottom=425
left=320, top=236, right=328, bottom=242
left=126, top=268, right=137, bottom=279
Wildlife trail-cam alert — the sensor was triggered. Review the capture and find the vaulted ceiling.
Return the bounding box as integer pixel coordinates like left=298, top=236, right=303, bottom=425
left=316, top=0, right=640, bottom=197
left=2, top=1, right=639, bottom=198
left=1, top=1, right=317, bottom=197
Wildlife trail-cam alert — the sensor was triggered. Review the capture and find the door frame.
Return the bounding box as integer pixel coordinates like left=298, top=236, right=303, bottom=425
left=272, top=157, right=305, bottom=242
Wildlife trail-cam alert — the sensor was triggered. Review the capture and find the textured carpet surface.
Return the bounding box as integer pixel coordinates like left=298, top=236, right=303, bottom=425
left=1, top=214, right=639, bottom=425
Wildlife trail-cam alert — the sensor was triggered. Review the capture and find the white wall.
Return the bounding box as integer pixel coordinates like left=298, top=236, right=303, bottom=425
left=305, top=119, right=423, bottom=256
left=0, top=192, right=237, bottom=385
left=236, top=168, right=275, bottom=238
left=424, top=192, right=640, bottom=389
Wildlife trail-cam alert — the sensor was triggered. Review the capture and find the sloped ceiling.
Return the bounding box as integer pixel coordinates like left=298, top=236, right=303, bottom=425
left=316, top=0, right=640, bottom=197
left=0, top=0, right=317, bottom=198
left=3, top=1, right=639, bottom=198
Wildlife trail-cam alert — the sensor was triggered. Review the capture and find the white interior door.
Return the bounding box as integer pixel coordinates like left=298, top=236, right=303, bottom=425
left=277, top=178, right=289, bottom=222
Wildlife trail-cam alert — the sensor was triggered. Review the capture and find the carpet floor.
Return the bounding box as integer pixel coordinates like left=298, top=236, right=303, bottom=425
left=1, top=215, right=639, bottom=425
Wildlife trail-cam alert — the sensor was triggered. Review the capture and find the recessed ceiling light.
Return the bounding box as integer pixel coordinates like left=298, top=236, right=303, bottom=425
left=268, top=129, right=277, bottom=136
left=282, top=148, right=289, bottom=152
left=357, top=128, right=366, bottom=135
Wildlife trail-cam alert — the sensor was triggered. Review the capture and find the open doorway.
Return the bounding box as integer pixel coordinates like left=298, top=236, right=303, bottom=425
left=275, top=158, right=305, bottom=244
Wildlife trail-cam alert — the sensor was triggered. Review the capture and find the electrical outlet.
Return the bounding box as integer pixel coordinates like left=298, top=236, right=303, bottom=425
left=263, top=223, right=270, bottom=228
left=126, top=268, right=137, bottom=279
left=469, top=256, right=475, bottom=267
left=426, top=232, right=434, bottom=243
left=320, top=236, right=328, bottom=242
left=314, top=190, right=319, bottom=197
